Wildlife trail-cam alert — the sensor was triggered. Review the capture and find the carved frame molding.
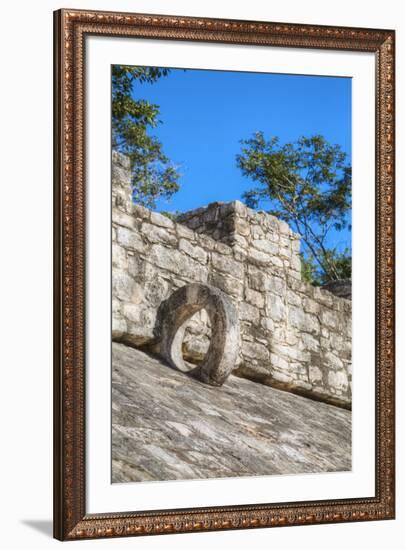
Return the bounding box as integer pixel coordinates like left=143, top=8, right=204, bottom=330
left=53, top=8, right=395, bottom=541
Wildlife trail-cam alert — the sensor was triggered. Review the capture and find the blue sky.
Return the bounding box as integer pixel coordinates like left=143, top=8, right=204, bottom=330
left=126, top=67, right=351, bottom=252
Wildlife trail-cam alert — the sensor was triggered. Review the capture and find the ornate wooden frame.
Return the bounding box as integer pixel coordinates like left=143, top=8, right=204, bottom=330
left=53, top=8, right=395, bottom=541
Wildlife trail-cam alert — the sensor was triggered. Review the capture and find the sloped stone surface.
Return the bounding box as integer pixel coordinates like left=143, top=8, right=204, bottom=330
left=112, top=343, right=351, bottom=483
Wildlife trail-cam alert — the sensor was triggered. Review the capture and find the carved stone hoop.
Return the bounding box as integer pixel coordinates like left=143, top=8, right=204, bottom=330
left=156, top=283, right=240, bottom=386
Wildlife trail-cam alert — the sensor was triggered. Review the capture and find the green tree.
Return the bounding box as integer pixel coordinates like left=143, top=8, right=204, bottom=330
left=112, top=65, right=180, bottom=209
left=237, top=132, right=351, bottom=284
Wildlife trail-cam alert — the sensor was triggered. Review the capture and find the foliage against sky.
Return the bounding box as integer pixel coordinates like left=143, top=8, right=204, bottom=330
left=112, top=65, right=180, bottom=209
left=237, top=133, right=352, bottom=283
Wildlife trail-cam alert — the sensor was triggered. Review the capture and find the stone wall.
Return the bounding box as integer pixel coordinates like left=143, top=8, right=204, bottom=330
left=177, top=201, right=302, bottom=279
left=112, top=152, right=352, bottom=408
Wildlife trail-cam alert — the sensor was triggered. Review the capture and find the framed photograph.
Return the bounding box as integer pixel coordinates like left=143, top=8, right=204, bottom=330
left=54, top=8, right=395, bottom=541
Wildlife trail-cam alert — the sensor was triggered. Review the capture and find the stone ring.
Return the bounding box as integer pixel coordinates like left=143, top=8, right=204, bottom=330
left=156, top=283, right=240, bottom=386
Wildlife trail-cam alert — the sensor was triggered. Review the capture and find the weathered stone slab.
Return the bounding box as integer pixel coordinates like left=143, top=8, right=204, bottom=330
left=112, top=343, right=352, bottom=482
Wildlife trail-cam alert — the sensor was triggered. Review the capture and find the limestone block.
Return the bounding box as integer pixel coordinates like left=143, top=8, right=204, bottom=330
left=144, top=275, right=170, bottom=307
left=208, top=271, right=244, bottom=299
left=245, top=288, right=265, bottom=309
left=313, top=286, right=334, bottom=308
left=251, top=226, right=265, bottom=239
left=345, top=318, right=352, bottom=338
left=278, top=220, right=292, bottom=235
left=261, top=317, right=275, bottom=332
left=112, top=298, right=121, bottom=316
left=321, top=326, right=330, bottom=338
left=233, top=234, right=248, bottom=248
left=242, top=341, right=270, bottom=361
left=279, top=245, right=292, bottom=259
left=303, top=297, right=321, bottom=315
left=270, top=353, right=289, bottom=371
left=116, top=226, right=146, bottom=253
left=127, top=254, right=145, bottom=280
left=112, top=243, right=127, bottom=269
left=131, top=203, right=151, bottom=221
left=305, top=313, right=320, bottom=335
left=288, top=305, right=306, bottom=330
left=213, top=240, right=232, bottom=255
left=150, top=210, right=175, bottom=229
left=233, top=245, right=248, bottom=262
left=180, top=215, right=200, bottom=230
left=289, top=306, right=320, bottom=335
left=301, top=332, right=320, bottom=352
left=266, top=294, right=286, bottom=322
left=320, top=336, right=332, bottom=350
left=112, top=209, right=136, bottom=229
left=245, top=247, right=273, bottom=267
left=142, top=222, right=177, bottom=246
left=252, top=239, right=279, bottom=255
left=112, top=316, right=127, bottom=339
left=269, top=255, right=284, bottom=268
left=309, top=366, right=323, bottom=383
left=211, top=252, right=244, bottom=279
left=325, top=351, right=344, bottom=370
left=232, top=200, right=248, bottom=216
left=289, top=270, right=302, bottom=281
left=248, top=266, right=285, bottom=294
left=329, top=332, right=344, bottom=352
left=272, top=343, right=310, bottom=363
left=112, top=269, right=135, bottom=302
left=179, top=238, right=208, bottom=264
left=291, top=238, right=301, bottom=254
left=114, top=193, right=130, bottom=212
left=287, top=290, right=302, bottom=306
left=182, top=336, right=210, bottom=363
left=150, top=244, right=208, bottom=282
left=176, top=223, right=195, bottom=241
left=122, top=303, right=142, bottom=323
left=271, top=370, right=294, bottom=384
left=290, top=254, right=302, bottom=272
left=234, top=218, right=251, bottom=236
left=196, top=234, right=216, bottom=250
left=285, top=329, right=299, bottom=346
left=328, top=370, right=349, bottom=392
left=321, top=309, right=338, bottom=330
left=239, top=302, right=261, bottom=324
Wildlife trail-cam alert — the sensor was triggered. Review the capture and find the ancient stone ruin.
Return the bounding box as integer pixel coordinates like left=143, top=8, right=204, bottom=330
left=155, top=283, right=240, bottom=386
left=112, top=152, right=352, bottom=409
